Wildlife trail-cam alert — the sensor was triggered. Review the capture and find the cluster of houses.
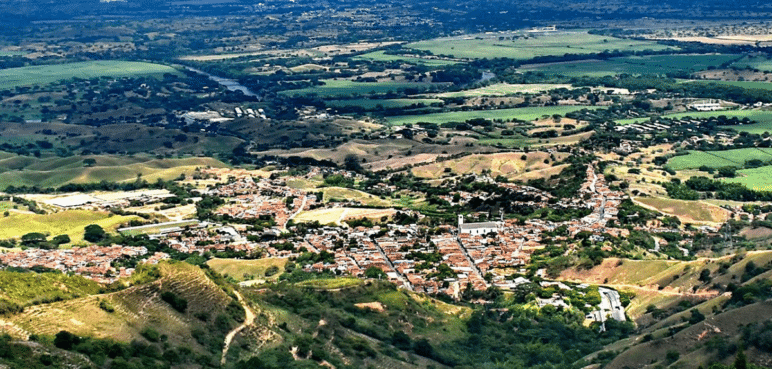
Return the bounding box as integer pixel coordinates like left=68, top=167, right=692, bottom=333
left=0, top=246, right=169, bottom=284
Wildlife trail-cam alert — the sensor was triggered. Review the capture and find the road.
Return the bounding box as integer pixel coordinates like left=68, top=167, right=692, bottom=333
left=454, top=238, right=489, bottom=288
left=284, top=195, right=308, bottom=229
left=221, top=290, right=255, bottom=365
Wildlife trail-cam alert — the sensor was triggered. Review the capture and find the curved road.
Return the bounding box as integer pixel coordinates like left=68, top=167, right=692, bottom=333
left=221, top=290, right=255, bottom=365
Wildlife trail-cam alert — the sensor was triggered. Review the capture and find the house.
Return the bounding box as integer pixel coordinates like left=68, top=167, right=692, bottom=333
left=458, top=215, right=501, bottom=236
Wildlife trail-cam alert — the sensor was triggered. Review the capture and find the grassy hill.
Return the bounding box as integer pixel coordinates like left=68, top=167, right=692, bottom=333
left=0, top=154, right=229, bottom=190
left=0, top=210, right=137, bottom=244
left=0, top=61, right=179, bottom=89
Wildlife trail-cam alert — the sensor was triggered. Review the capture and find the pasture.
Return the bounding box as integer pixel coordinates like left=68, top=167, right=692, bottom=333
left=384, top=106, right=604, bottom=126
left=0, top=154, right=228, bottom=190
left=354, top=51, right=456, bottom=66
left=0, top=210, right=137, bottom=244
left=279, top=78, right=439, bottom=97
left=520, top=54, right=741, bottom=77
left=293, top=207, right=396, bottom=225
left=616, top=109, right=772, bottom=126
left=686, top=80, right=772, bottom=90
left=665, top=148, right=772, bottom=170
left=325, top=98, right=443, bottom=109
left=731, top=55, right=772, bottom=71
left=0, top=61, right=179, bottom=89
left=436, top=83, right=571, bottom=97
left=722, top=166, right=772, bottom=191
left=206, top=258, right=288, bottom=282
left=633, top=196, right=731, bottom=225
left=411, top=151, right=567, bottom=180
left=406, top=32, right=672, bottom=60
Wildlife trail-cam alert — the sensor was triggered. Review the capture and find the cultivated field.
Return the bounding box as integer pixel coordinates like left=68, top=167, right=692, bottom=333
left=354, top=51, right=456, bottom=66
left=617, top=109, right=772, bottom=129
left=279, top=79, right=439, bottom=97
left=665, top=148, right=772, bottom=170
left=0, top=210, right=137, bottom=244
left=0, top=154, right=228, bottom=189
left=0, top=61, right=179, bottom=89
left=406, top=32, right=672, bottom=60
left=520, top=54, right=740, bottom=77
left=633, top=196, right=731, bottom=225
left=385, top=106, right=603, bottom=126
left=723, top=165, right=772, bottom=191
left=325, top=98, right=443, bottom=109
left=436, top=83, right=572, bottom=97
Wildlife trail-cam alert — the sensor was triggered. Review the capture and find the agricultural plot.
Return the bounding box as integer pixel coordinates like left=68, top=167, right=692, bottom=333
left=722, top=166, right=772, bottom=191
left=731, top=55, right=772, bottom=71
left=520, top=54, right=741, bottom=77
left=0, top=154, right=228, bottom=190
left=385, top=106, right=604, bottom=126
left=325, top=98, right=443, bottom=109
left=616, top=109, right=772, bottom=126
left=633, top=197, right=730, bottom=224
left=411, top=151, right=566, bottom=179
left=0, top=61, right=179, bottom=89
left=0, top=210, right=137, bottom=244
left=321, top=187, right=393, bottom=207
left=293, top=207, right=396, bottom=225
left=685, top=80, right=772, bottom=90
left=354, top=51, right=456, bottom=66
left=436, top=83, right=572, bottom=97
left=406, top=32, right=672, bottom=60
left=666, top=148, right=772, bottom=170
left=279, top=79, right=439, bottom=97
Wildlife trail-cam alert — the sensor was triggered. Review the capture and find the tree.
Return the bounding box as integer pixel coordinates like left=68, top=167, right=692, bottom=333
left=54, top=331, right=79, bottom=350
left=734, top=346, right=747, bottom=369
left=84, top=224, right=106, bottom=243
left=83, top=158, right=96, bottom=167
left=364, top=266, right=387, bottom=279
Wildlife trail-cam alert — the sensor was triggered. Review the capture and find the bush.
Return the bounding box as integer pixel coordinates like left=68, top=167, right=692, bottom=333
left=160, top=291, right=187, bottom=313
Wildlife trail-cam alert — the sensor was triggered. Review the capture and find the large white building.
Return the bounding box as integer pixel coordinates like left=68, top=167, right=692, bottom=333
left=457, top=214, right=502, bottom=235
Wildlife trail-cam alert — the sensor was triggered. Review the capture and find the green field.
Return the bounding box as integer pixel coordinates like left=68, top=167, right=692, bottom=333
left=0, top=154, right=229, bottom=190
left=325, top=98, right=443, bottom=109
left=666, top=148, right=772, bottom=170
left=722, top=165, right=772, bottom=191
left=118, top=220, right=200, bottom=236
left=520, top=54, right=741, bottom=77
left=685, top=80, right=772, bottom=90
left=406, top=32, right=673, bottom=60
left=437, top=83, right=572, bottom=97
left=731, top=55, right=772, bottom=71
left=354, top=51, right=457, bottom=66
left=0, top=270, right=101, bottom=306
left=616, top=109, right=772, bottom=126
left=0, top=61, right=179, bottom=89
left=279, top=79, right=439, bottom=97
left=0, top=51, right=25, bottom=57
left=0, top=210, right=137, bottom=244
left=385, top=106, right=604, bottom=126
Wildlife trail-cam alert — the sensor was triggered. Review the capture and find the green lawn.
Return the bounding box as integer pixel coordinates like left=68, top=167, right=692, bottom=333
left=407, top=32, right=673, bottom=60
left=666, top=148, right=772, bottom=170
left=520, top=54, right=741, bottom=77
left=279, top=79, right=440, bottom=97
left=325, top=98, right=443, bottom=109
left=354, top=51, right=456, bottom=66
left=385, top=106, right=604, bottom=126
left=0, top=61, right=179, bottom=89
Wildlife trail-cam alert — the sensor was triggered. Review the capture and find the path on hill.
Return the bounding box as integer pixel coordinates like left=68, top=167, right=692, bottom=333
left=221, top=290, right=255, bottom=365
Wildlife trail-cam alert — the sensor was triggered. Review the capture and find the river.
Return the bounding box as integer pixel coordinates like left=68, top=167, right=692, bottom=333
left=185, top=67, right=258, bottom=97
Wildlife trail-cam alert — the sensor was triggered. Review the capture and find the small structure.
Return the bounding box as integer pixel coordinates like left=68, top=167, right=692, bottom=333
left=458, top=214, right=502, bottom=236
left=689, top=100, right=723, bottom=112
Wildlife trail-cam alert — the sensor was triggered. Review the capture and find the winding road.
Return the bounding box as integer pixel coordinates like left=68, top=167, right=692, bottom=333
left=221, top=290, right=255, bottom=365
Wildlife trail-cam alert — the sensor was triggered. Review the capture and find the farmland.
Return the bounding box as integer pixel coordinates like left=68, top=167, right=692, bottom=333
left=665, top=148, right=772, bottom=170
left=0, top=61, right=179, bottom=89
left=0, top=210, right=137, bottom=244
left=325, top=98, right=443, bottom=109
left=0, top=154, right=229, bottom=190
left=406, top=32, right=673, bottom=60
left=722, top=165, right=772, bottom=191
left=411, top=151, right=568, bottom=180
left=384, top=106, right=604, bottom=126
left=520, top=54, right=741, bottom=77
left=616, top=109, right=772, bottom=126
left=354, top=51, right=456, bottom=66
left=436, top=83, right=572, bottom=97
left=292, top=207, right=397, bottom=225
left=633, top=196, right=731, bottom=224
left=279, top=78, right=440, bottom=97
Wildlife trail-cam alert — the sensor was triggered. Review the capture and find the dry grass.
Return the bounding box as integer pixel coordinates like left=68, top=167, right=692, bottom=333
left=207, top=258, right=288, bottom=282
left=634, top=197, right=731, bottom=225
left=411, top=151, right=567, bottom=180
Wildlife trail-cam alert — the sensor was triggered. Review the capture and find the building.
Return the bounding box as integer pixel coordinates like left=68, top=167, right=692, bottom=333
left=458, top=214, right=502, bottom=236
left=689, top=100, right=723, bottom=112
